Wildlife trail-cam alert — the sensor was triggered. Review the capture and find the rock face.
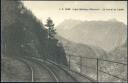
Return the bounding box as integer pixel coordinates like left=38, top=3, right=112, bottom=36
left=1, top=0, right=67, bottom=66
left=56, top=19, right=127, bottom=52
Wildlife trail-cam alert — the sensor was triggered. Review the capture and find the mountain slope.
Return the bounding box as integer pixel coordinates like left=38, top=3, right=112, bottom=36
left=56, top=19, right=82, bottom=30
left=56, top=20, right=127, bottom=52
left=56, top=35, right=108, bottom=59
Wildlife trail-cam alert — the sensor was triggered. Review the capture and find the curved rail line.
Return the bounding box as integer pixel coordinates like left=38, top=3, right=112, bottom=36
left=39, top=62, right=59, bottom=82
left=31, top=57, right=78, bottom=82
left=13, top=56, right=34, bottom=82
left=46, top=59, right=96, bottom=82
left=22, top=56, right=59, bottom=82
left=32, top=57, right=95, bottom=82
left=16, top=56, right=94, bottom=82
left=46, top=59, right=78, bottom=82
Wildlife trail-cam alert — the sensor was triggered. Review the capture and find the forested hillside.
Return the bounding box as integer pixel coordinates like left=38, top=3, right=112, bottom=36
left=1, top=0, right=67, bottom=66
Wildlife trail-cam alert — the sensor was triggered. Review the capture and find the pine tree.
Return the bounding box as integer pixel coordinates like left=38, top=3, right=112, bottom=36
left=45, top=17, right=56, bottom=39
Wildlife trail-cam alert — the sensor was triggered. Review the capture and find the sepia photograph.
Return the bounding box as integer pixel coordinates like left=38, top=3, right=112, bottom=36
left=1, top=0, right=127, bottom=82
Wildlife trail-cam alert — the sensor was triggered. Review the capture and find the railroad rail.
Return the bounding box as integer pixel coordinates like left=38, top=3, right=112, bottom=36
left=30, top=57, right=78, bottom=82
left=21, top=56, right=59, bottom=82
left=22, top=56, right=97, bottom=82
left=13, top=56, right=34, bottom=82
left=13, top=55, right=127, bottom=82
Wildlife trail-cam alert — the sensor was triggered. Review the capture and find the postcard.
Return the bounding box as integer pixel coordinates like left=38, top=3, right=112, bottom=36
left=1, top=0, right=127, bottom=82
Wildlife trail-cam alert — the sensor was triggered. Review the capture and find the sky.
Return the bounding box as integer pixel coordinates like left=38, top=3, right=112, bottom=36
left=23, top=1, right=127, bottom=26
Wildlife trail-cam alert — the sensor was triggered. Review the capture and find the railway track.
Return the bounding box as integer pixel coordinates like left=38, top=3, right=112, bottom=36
left=30, top=57, right=78, bottom=82
left=12, top=56, right=34, bottom=82
left=30, top=57, right=96, bottom=82
left=17, top=56, right=59, bottom=82
left=45, top=60, right=78, bottom=82
left=45, top=59, right=96, bottom=82
left=38, top=62, right=59, bottom=82
left=20, top=56, right=78, bottom=82
left=2, top=56, right=95, bottom=82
